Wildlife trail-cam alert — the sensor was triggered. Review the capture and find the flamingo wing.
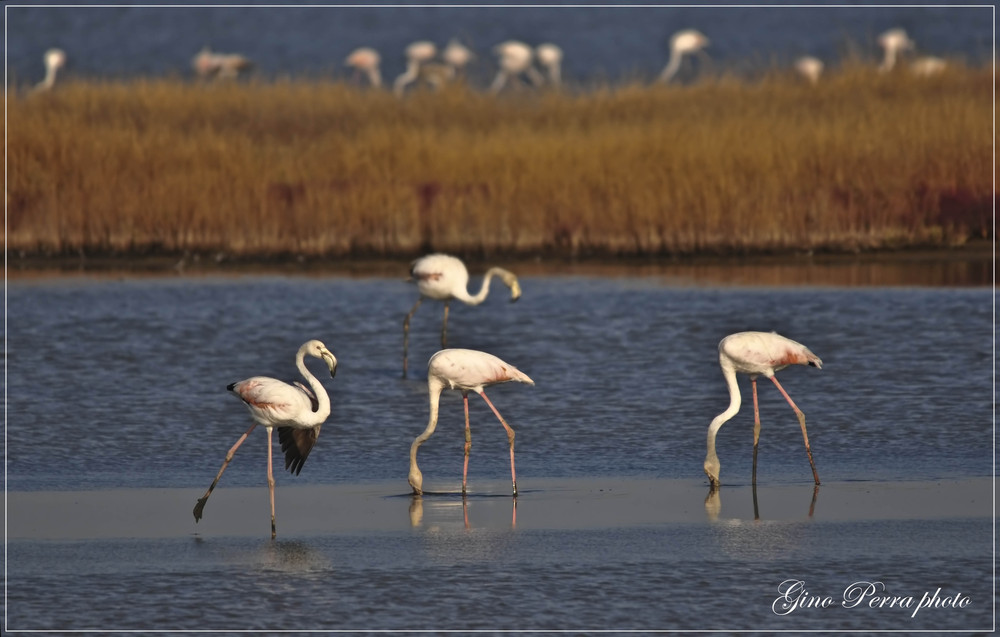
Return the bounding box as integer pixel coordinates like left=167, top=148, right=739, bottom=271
left=278, top=425, right=321, bottom=475
left=229, top=376, right=315, bottom=425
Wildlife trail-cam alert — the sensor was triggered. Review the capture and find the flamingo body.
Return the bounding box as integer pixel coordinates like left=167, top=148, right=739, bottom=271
left=535, top=43, right=564, bottom=86
left=795, top=56, right=824, bottom=85
left=409, top=349, right=534, bottom=496
left=402, top=254, right=522, bottom=377
left=877, top=28, right=914, bottom=72
left=490, top=40, right=544, bottom=93
left=394, top=40, right=438, bottom=96
left=193, top=340, right=337, bottom=537
left=442, top=39, right=474, bottom=72
left=704, top=331, right=822, bottom=488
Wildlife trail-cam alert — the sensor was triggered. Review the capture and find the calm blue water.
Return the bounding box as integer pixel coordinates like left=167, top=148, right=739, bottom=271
left=6, top=275, right=993, bottom=491
left=4, top=272, right=995, bottom=631
left=6, top=4, right=993, bottom=87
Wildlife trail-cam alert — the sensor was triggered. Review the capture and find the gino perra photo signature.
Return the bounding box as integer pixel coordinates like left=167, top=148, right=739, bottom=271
left=772, top=580, right=971, bottom=618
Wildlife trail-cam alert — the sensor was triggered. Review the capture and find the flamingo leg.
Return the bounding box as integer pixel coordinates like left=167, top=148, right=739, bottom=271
left=267, top=427, right=276, bottom=539
left=402, top=297, right=424, bottom=378
left=440, top=301, right=450, bottom=348
left=193, top=422, right=256, bottom=522
left=769, top=376, right=821, bottom=485
left=478, top=391, right=517, bottom=497
left=751, top=377, right=761, bottom=486
left=462, top=392, right=472, bottom=495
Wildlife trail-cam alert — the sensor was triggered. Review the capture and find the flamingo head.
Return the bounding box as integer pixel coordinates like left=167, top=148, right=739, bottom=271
left=703, top=453, right=721, bottom=488
left=408, top=465, right=424, bottom=495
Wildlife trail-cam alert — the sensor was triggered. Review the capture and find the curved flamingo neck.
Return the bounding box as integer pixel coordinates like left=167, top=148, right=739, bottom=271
left=409, top=378, right=445, bottom=482
left=454, top=268, right=499, bottom=305
left=706, top=360, right=742, bottom=466
left=659, top=51, right=682, bottom=82
left=296, top=346, right=330, bottom=425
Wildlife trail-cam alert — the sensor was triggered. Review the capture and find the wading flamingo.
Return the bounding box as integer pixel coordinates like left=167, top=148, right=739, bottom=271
left=345, top=46, right=382, bottom=87
left=34, top=48, right=66, bottom=92
left=408, top=348, right=534, bottom=497
left=490, top=40, right=544, bottom=94
left=658, top=28, right=709, bottom=83
left=394, top=40, right=438, bottom=96
left=193, top=340, right=338, bottom=538
left=794, top=56, right=824, bottom=85
left=911, top=56, right=947, bottom=76
left=402, top=253, right=522, bottom=377
left=877, top=28, right=914, bottom=73
left=703, top=331, right=822, bottom=488
left=535, top=43, right=564, bottom=86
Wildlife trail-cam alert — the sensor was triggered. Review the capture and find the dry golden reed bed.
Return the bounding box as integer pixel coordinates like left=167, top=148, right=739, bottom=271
left=8, top=65, right=993, bottom=260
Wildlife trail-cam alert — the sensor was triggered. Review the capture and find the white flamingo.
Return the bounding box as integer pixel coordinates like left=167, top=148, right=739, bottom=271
left=703, top=331, right=823, bottom=488
left=658, top=28, right=709, bottom=83
left=408, top=348, right=535, bottom=497
left=490, top=40, right=544, bottom=94
left=193, top=340, right=338, bottom=538
left=877, top=28, right=914, bottom=73
left=402, top=253, right=522, bottom=377
left=535, top=43, right=564, bottom=86
left=345, top=46, right=383, bottom=87
left=394, top=40, right=438, bottom=96
left=911, top=56, right=947, bottom=76
left=34, top=48, right=66, bottom=92
left=442, top=38, right=475, bottom=75
left=794, top=56, right=824, bottom=85
left=192, top=46, right=252, bottom=80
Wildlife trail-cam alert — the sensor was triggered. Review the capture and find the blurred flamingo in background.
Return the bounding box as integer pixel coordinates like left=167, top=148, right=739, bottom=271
left=877, top=27, right=914, bottom=72
left=794, top=56, right=824, bottom=85
left=536, top=42, right=564, bottom=86
left=33, top=48, right=66, bottom=92
left=345, top=46, right=383, bottom=87
left=402, top=253, right=522, bottom=378
left=658, top=28, right=709, bottom=83
left=703, top=331, right=823, bottom=489
left=490, top=40, right=544, bottom=93
left=408, top=348, right=535, bottom=497
left=193, top=340, right=338, bottom=538
left=192, top=46, right=253, bottom=80
left=394, top=40, right=438, bottom=96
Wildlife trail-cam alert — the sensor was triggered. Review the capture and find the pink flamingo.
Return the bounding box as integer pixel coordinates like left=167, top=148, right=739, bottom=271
left=345, top=47, right=382, bottom=87
left=408, top=348, right=535, bottom=497
left=193, top=340, right=337, bottom=538
left=703, top=331, right=823, bottom=488
left=402, top=253, right=521, bottom=377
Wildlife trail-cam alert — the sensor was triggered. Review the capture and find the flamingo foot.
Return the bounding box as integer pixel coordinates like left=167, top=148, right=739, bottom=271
left=193, top=498, right=208, bottom=522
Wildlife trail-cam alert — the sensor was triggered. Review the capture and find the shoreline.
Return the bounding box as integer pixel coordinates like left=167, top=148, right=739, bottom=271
left=5, top=240, right=993, bottom=284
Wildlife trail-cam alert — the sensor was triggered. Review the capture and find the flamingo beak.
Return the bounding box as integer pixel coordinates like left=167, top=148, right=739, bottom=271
left=323, top=351, right=338, bottom=378
left=510, top=280, right=522, bottom=302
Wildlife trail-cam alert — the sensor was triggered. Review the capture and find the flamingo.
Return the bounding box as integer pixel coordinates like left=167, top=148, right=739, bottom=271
left=345, top=47, right=382, bottom=87
left=535, top=43, right=564, bottom=86
left=794, top=56, right=824, bottom=85
left=34, top=48, right=66, bottom=92
left=193, top=340, right=337, bottom=538
left=911, top=56, right=947, bottom=77
left=442, top=38, right=475, bottom=75
left=490, top=40, right=544, bottom=94
left=658, top=28, right=709, bottom=83
left=192, top=46, right=252, bottom=80
left=408, top=348, right=534, bottom=497
left=402, top=253, right=522, bottom=378
left=703, top=331, right=822, bottom=489
left=877, top=28, right=914, bottom=73
left=394, top=40, right=438, bottom=96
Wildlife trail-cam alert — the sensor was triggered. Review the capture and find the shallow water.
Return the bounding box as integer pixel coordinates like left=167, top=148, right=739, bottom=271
left=5, top=269, right=994, bottom=631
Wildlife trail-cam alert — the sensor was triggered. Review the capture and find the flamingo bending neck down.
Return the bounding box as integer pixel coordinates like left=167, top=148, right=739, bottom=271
left=658, top=29, right=709, bottom=83
left=408, top=348, right=534, bottom=497
left=490, top=40, right=544, bottom=94
left=704, top=331, right=822, bottom=488
left=193, top=340, right=337, bottom=538
left=34, top=48, right=66, bottom=92
left=402, top=253, right=522, bottom=377
left=394, top=40, right=438, bottom=96
left=345, top=47, right=383, bottom=87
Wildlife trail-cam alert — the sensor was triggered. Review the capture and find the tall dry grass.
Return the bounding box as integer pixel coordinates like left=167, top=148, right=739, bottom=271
left=8, top=64, right=993, bottom=260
